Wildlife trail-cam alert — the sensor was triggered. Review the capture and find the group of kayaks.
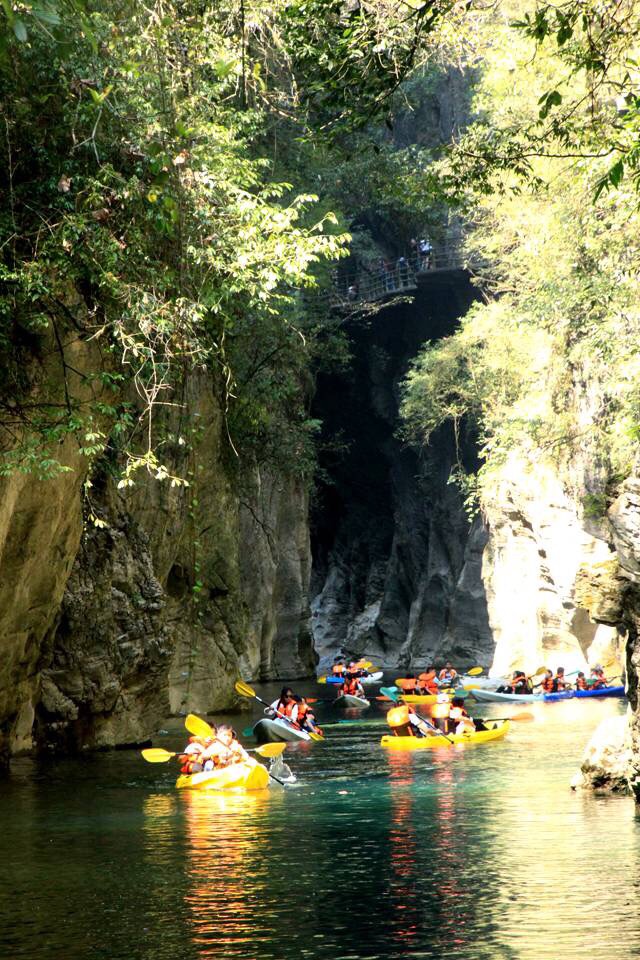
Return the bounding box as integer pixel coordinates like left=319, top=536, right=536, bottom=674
left=160, top=667, right=625, bottom=792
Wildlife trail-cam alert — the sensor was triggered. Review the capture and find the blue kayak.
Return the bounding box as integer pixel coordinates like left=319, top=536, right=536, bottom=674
left=574, top=685, right=625, bottom=699
left=543, top=690, right=575, bottom=702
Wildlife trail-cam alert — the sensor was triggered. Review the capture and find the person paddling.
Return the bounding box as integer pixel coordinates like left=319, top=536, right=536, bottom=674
left=553, top=667, right=568, bottom=692
left=438, top=662, right=458, bottom=685
left=449, top=698, right=476, bottom=735
left=431, top=693, right=452, bottom=733
left=397, top=674, right=418, bottom=693
left=418, top=667, right=438, bottom=695
left=339, top=668, right=365, bottom=699
left=207, top=725, right=253, bottom=768
left=590, top=665, right=608, bottom=689
left=576, top=671, right=587, bottom=690
left=386, top=703, right=427, bottom=738
left=268, top=687, right=299, bottom=724
left=294, top=695, right=323, bottom=735
left=540, top=669, right=554, bottom=693
left=178, top=734, right=213, bottom=774
left=331, top=657, right=346, bottom=677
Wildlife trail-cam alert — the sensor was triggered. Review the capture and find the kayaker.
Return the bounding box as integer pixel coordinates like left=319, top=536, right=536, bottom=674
left=540, top=669, right=554, bottom=693
left=294, top=695, right=323, bottom=735
left=209, top=725, right=253, bottom=768
left=438, top=662, right=458, bottom=685
left=339, top=672, right=365, bottom=699
left=386, top=703, right=427, bottom=738
left=576, top=671, right=588, bottom=690
left=268, top=687, right=299, bottom=723
left=397, top=674, right=418, bottom=693
left=418, top=667, right=438, bottom=695
left=449, top=698, right=475, bottom=735
left=590, top=665, right=608, bottom=689
left=553, top=667, right=568, bottom=692
left=431, top=693, right=451, bottom=733
left=178, top=734, right=211, bottom=774
left=511, top=670, right=532, bottom=694
left=331, top=658, right=346, bottom=677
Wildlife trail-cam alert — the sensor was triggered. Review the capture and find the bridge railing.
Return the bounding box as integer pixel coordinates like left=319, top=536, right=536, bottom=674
left=327, top=247, right=470, bottom=309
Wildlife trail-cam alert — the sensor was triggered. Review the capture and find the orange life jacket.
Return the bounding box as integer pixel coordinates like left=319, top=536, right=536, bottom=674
left=542, top=676, right=554, bottom=692
left=332, top=663, right=345, bottom=675
left=343, top=677, right=361, bottom=696
left=576, top=677, right=587, bottom=690
left=418, top=672, right=438, bottom=693
left=398, top=677, right=417, bottom=692
left=297, top=703, right=309, bottom=723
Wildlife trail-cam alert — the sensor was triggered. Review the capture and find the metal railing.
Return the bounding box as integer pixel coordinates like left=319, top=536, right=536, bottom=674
left=328, top=248, right=468, bottom=309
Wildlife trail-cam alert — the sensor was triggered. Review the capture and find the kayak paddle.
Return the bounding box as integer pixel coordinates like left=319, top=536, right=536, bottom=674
left=380, top=686, right=400, bottom=702
left=467, top=666, right=484, bottom=676
left=141, top=742, right=287, bottom=762
left=185, top=712, right=289, bottom=786
left=234, top=680, right=324, bottom=741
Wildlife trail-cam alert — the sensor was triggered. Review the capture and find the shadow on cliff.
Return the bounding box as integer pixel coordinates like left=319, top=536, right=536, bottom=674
left=310, top=269, right=493, bottom=669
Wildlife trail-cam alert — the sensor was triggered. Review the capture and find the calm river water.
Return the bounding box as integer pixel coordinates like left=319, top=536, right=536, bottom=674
left=0, top=682, right=637, bottom=960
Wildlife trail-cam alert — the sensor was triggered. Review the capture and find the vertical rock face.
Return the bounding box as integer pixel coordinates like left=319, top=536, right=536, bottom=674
left=481, top=453, right=623, bottom=677
left=0, top=355, right=314, bottom=761
left=310, top=270, right=493, bottom=668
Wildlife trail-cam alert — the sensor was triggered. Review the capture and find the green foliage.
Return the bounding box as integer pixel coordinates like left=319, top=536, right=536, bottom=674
left=0, top=0, right=351, bottom=483
left=401, top=4, right=640, bottom=509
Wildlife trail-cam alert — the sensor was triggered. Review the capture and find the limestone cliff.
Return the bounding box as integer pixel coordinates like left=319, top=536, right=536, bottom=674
left=481, top=453, right=624, bottom=678
left=0, top=340, right=314, bottom=763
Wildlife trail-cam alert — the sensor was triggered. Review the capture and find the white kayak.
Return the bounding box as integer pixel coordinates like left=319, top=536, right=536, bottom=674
left=253, top=718, right=312, bottom=743
left=333, top=694, right=370, bottom=709
left=361, top=671, right=383, bottom=686
left=471, top=688, right=542, bottom=704
left=460, top=675, right=509, bottom=690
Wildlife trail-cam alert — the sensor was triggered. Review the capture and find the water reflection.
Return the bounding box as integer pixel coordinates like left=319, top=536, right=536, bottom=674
left=387, top=752, right=421, bottom=949
left=181, top=788, right=280, bottom=958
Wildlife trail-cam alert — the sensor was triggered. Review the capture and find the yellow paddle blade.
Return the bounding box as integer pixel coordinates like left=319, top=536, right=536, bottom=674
left=254, top=743, right=287, bottom=758
left=185, top=713, right=216, bottom=739
left=318, top=676, right=327, bottom=684
left=467, top=666, right=484, bottom=676
left=309, top=731, right=324, bottom=741
left=141, top=748, right=176, bottom=763
left=511, top=712, right=534, bottom=722
left=356, top=660, right=373, bottom=670
left=235, top=680, right=256, bottom=698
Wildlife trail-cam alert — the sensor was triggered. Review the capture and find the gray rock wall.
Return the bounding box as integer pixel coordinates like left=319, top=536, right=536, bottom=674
left=0, top=340, right=315, bottom=763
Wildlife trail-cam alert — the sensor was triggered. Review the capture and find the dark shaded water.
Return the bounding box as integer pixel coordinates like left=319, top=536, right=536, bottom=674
left=0, top=684, right=637, bottom=960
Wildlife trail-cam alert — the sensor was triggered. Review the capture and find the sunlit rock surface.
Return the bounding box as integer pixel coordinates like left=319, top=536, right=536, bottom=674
left=571, top=714, right=632, bottom=794
left=607, top=477, right=640, bottom=801
left=481, top=452, right=623, bottom=677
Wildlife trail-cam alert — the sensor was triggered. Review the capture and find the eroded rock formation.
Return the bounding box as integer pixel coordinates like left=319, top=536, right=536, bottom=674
left=0, top=336, right=314, bottom=763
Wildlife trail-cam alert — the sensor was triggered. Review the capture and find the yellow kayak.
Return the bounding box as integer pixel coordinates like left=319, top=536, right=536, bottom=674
left=176, top=761, right=270, bottom=791
left=401, top=693, right=438, bottom=704
left=380, top=720, right=510, bottom=749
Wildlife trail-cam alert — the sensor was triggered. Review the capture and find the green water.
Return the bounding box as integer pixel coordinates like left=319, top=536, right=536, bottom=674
left=0, top=685, right=637, bottom=960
